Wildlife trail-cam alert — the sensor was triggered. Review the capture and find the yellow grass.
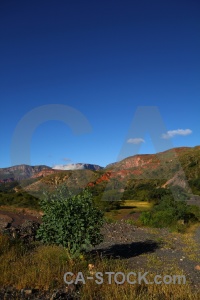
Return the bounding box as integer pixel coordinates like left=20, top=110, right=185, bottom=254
left=122, top=200, right=153, bottom=210
left=0, top=234, right=199, bottom=299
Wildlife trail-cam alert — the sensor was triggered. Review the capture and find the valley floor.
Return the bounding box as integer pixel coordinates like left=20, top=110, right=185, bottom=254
left=0, top=207, right=200, bottom=299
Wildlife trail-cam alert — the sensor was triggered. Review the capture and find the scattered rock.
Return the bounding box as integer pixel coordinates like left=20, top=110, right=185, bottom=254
left=66, top=284, right=76, bottom=293
left=0, top=214, right=12, bottom=231
left=4, top=220, right=40, bottom=243
left=50, top=287, right=79, bottom=299
left=24, top=289, right=32, bottom=295
left=0, top=286, right=80, bottom=299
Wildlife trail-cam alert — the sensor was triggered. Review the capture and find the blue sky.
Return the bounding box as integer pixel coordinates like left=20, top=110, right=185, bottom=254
left=0, top=0, right=200, bottom=168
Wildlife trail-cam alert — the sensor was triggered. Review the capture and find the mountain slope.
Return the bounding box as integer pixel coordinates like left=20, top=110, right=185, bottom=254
left=105, top=146, right=200, bottom=181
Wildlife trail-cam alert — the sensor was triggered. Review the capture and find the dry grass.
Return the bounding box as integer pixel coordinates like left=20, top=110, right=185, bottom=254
left=122, top=201, right=153, bottom=211
left=0, top=205, right=42, bottom=216
left=0, top=234, right=199, bottom=299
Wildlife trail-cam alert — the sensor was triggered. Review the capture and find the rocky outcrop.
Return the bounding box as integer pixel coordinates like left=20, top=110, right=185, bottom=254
left=32, top=169, right=61, bottom=178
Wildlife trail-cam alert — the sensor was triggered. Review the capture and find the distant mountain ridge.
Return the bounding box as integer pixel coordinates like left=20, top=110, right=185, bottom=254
left=0, top=163, right=103, bottom=181
left=0, top=164, right=51, bottom=181
left=52, top=163, right=104, bottom=171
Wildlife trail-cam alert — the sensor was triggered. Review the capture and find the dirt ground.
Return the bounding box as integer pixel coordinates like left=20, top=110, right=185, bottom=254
left=0, top=207, right=41, bottom=228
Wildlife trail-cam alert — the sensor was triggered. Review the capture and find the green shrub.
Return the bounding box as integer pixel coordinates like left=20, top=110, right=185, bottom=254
left=140, top=194, right=197, bottom=229
left=36, top=185, right=104, bottom=256
left=139, top=211, right=152, bottom=226
left=150, top=210, right=177, bottom=228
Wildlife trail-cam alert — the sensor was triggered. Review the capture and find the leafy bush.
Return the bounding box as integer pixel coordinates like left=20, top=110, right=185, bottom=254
left=36, top=185, right=104, bottom=256
left=149, top=210, right=178, bottom=227
left=140, top=194, right=198, bottom=229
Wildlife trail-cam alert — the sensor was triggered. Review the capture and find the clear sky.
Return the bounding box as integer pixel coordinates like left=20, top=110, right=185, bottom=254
left=0, top=0, right=200, bottom=168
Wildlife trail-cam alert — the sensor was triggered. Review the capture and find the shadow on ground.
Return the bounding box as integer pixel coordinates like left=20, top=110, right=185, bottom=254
left=91, top=240, right=159, bottom=259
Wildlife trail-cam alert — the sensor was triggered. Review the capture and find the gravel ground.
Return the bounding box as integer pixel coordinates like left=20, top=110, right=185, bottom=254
left=92, top=220, right=200, bottom=289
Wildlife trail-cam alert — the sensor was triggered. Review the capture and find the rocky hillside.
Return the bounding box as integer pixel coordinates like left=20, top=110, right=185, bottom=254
left=23, top=169, right=100, bottom=194
left=106, top=147, right=194, bottom=171
left=87, top=146, right=200, bottom=195
left=31, top=169, right=61, bottom=178
left=105, top=146, right=200, bottom=181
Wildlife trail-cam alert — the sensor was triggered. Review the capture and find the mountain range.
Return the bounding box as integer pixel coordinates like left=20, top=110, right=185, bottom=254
left=0, top=165, right=51, bottom=182
left=1, top=146, right=200, bottom=202
left=0, top=163, right=103, bottom=182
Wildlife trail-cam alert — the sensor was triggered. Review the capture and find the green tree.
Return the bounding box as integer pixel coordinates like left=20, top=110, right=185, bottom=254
left=36, top=185, right=104, bottom=256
